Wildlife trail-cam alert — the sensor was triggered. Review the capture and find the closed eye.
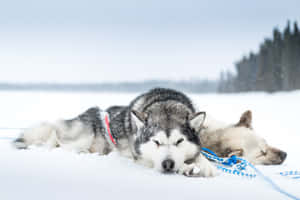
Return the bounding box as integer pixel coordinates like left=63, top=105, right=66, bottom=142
left=175, top=138, right=184, bottom=146
left=153, top=140, right=160, bottom=147
left=256, top=150, right=267, bottom=158
left=261, top=150, right=267, bottom=156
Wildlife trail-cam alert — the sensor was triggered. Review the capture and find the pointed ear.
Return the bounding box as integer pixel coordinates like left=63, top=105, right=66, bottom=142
left=236, top=110, right=252, bottom=128
left=131, top=110, right=147, bottom=129
left=189, top=112, right=206, bottom=132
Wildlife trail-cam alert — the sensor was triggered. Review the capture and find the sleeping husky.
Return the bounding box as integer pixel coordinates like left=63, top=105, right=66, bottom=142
left=13, top=88, right=217, bottom=177
left=198, top=110, right=287, bottom=165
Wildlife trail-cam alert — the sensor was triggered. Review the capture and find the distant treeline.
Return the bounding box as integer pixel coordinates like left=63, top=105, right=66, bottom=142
left=0, top=80, right=217, bottom=93
left=219, top=20, right=300, bottom=93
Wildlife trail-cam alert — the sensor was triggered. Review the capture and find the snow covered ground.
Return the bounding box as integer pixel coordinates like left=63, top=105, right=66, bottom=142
left=0, top=91, right=299, bottom=200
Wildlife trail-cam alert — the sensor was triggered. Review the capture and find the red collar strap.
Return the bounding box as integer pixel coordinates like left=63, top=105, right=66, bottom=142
left=100, top=111, right=117, bottom=145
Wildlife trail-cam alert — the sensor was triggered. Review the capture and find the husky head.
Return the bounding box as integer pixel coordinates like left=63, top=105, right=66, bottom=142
left=201, top=110, right=287, bottom=165
left=131, top=106, right=205, bottom=173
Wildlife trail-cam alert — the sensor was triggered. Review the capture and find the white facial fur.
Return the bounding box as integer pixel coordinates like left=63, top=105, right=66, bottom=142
left=139, top=129, right=198, bottom=172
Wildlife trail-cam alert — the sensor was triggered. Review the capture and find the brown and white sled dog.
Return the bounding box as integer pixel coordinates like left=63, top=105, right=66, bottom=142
left=13, top=88, right=217, bottom=177
left=197, top=110, right=287, bottom=165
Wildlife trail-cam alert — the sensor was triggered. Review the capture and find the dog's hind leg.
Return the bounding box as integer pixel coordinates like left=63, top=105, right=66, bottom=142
left=44, top=130, right=59, bottom=149
left=57, top=132, right=95, bottom=153
left=89, top=134, right=112, bottom=155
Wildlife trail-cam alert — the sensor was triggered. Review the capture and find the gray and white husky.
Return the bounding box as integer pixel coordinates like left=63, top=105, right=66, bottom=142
left=13, top=88, right=217, bottom=177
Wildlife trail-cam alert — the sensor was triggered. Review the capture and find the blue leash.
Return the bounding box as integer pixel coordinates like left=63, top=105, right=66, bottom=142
left=201, top=149, right=256, bottom=178
left=280, top=171, right=300, bottom=179
left=201, top=147, right=300, bottom=200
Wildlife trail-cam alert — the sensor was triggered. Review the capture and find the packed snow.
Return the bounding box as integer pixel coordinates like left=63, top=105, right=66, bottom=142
left=0, top=91, right=299, bottom=200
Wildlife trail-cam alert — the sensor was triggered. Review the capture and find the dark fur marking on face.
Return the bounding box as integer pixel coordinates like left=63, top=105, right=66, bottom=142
left=134, top=125, right=159, bottom=155
left=181, top=123, right=201, bottom=146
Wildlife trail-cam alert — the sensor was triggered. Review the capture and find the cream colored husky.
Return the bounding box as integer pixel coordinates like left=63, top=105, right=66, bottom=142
left=198, top=110, right=287, bottom=165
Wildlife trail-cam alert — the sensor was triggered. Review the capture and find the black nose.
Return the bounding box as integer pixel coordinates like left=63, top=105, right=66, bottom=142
left=162, top=159, right=175, bottom=172
left=278, top=151, right=287, bottom=162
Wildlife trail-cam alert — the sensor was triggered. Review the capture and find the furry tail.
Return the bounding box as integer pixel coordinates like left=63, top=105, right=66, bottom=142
left=12, top=122, right=58, bottom=150
left=13, top=136, right=28, bottom=149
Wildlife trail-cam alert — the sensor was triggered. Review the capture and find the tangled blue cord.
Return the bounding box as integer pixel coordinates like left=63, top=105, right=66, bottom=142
left=201, top=147, right=300, bottom=200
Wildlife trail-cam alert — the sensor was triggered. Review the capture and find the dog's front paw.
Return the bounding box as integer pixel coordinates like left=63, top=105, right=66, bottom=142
left=177, top=163, right=202, bottom=177
left=195, top=155, right=218, bottom=177
left=196, top=162, right=218, bottom=177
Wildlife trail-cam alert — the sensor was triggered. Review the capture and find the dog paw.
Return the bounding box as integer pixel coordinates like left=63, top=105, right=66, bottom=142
left=177, top=163, right=202, bottom=177
left=184, top=167, right=202, bottom=177
left=196, top=162, right=218, bottom=177
left=195, top=156, right=218, bottom=177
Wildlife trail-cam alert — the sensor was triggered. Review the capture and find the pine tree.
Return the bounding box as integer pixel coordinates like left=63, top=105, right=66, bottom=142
left=218, top=20, right=300, bottom=93
left=280, top=21, right=292, bottom=90
left=272, top=28, right=283, bottom=91
left=293, top=22, right=300, bottom=88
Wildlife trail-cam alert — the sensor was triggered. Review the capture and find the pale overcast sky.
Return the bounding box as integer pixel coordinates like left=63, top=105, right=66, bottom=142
left=0, top=0, right=299, bottom=83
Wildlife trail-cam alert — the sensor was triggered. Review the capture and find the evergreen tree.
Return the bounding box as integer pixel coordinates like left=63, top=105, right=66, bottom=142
left=218, top=20, right=300, bottom=93
left=293, top=22, right=300, bottom=88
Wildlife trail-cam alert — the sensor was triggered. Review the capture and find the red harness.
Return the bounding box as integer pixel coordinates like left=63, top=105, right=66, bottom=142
left=102, top=112, right=117, bottom=145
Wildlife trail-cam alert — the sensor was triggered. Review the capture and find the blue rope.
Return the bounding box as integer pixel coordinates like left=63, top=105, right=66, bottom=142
left=202, top=147, right=246, bottom=170
left=201, top=147, right=300, bottom=200
left=244, top=158, right=300, bottom=200
left=279, top=171, right=300, bottom=179
left=202, top=147, right=218, bottom=157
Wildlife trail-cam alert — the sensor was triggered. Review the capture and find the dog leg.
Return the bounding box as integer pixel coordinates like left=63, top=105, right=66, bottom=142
left=178, top=154, right=218, bottom=177
left=58, top=134, right=94, bottom=153
left=177, top=163, right=202, bottom=177
left=89, top=135, right=112, bottom=155
left=194, top=154, right=218, bottom=177
left=43, top=130, right=58, bottom=149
